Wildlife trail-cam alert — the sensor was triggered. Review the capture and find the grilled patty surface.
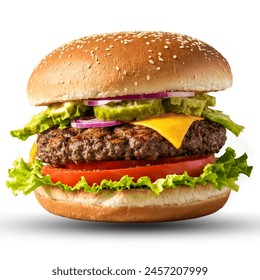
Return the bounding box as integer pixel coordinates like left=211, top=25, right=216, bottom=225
left=37, top=120, right=226, bottom=166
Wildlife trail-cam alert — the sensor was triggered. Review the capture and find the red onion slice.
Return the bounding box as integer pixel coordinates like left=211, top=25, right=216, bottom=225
left=71, top=118, right=124, bottom=128
left=84, top=99, right=121, bottom=106
left=84, top=91, right=195, bottom=106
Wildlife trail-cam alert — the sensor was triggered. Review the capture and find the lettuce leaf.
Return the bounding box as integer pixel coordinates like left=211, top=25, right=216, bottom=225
left=164, top=93, right=244, bottom=136
left=202, top=108, right=244, bottom=137
left=6, top=147, right=252, bottom=196
left=10, top=102, right=89, bottom=140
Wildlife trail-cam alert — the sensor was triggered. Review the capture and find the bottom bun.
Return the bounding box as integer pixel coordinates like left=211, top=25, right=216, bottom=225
left=34, top=184, right=231, bottom=222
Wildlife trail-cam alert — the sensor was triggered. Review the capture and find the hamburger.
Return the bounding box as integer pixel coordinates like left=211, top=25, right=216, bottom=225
left=7, top=31, right=252, bottom=222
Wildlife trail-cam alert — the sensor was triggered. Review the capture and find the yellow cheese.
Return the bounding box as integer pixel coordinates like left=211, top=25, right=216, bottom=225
left=131, top=113, right=203, bottom=149
left=29, top=141, right=37, bottom=164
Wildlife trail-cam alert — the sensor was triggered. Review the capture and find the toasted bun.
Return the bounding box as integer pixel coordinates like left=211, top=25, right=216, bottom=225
left=34, top=184, right=230, bottom=222
left=28, top=31, right=232, bottom=105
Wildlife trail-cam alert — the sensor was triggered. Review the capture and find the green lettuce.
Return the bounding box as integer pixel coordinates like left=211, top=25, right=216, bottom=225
left=202, top=108, right=244, bottom=137
left=10, top=102, right=89, bottom=140
left=164, top=93, right=244, bottom=136
left=6, top=147, right=252, bottom=196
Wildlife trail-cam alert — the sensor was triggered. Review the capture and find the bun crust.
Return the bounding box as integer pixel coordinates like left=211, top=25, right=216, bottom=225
left=34, top=184, right=230, bottom=222
left=28, top=31, right=232, bottom=105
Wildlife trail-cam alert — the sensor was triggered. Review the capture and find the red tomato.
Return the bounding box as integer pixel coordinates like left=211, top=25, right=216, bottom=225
left=42, top=155, right=215, bottom=186
left=65, top=155, right=205, bottom=171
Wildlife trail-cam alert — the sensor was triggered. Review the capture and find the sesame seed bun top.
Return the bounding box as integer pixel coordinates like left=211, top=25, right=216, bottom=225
left=27, top=31, right=232, bottom=106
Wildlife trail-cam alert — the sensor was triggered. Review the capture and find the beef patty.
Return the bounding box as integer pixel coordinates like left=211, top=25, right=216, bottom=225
left=37, top=120, right=226, bottom=166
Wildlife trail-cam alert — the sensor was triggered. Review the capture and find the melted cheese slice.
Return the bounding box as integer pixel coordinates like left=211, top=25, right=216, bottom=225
left=29, top=141, right=37, bottom=163
left=131, top=113, right=203, bottom=149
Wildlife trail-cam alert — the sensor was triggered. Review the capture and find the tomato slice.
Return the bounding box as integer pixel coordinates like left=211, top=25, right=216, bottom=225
left=65, top=155, right=205, bottom=171
left=42, top=155, right=215, bottom=186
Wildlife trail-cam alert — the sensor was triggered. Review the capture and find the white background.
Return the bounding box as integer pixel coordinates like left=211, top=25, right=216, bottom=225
left=0, top=0, right=259, bottom=279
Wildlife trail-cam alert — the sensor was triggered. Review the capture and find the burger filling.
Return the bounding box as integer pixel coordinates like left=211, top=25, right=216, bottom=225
left=7, top=92, right=252, bottom=196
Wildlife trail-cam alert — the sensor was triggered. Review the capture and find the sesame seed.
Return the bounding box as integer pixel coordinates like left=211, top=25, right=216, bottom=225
left=158, top=57, right=164, bottom=62
left=156, top=67, right=161, bottom=71
left=147, top=75, right=151, bottom=81
left=173, top=55, right=177, bottom=59
left=134, top=82, right=138, bottom=86
left=148, top=49, right=153, bottom=53
left=67, top=62, right=71, bottom=66
left=149, top=59, right=155, bottom=64
left=123, top=70, right=127, bottom=75
left=116, top=66, right=120, bottom=71
left=164, top=45, right=169, bottom=49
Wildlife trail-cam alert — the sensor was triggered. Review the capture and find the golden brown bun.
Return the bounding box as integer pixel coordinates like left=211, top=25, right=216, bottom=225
left=27, top=31, right=232, bottom=105
left=34, top=184, right=230, bottom=222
